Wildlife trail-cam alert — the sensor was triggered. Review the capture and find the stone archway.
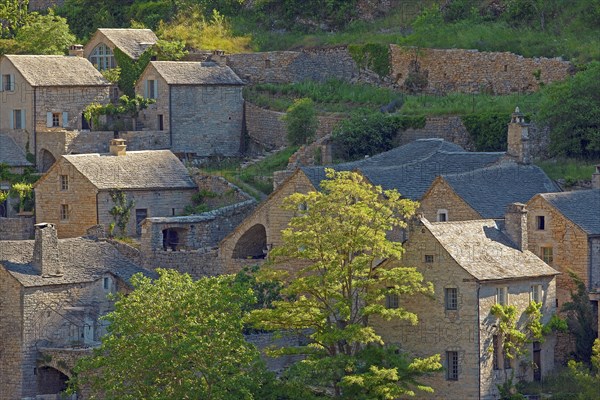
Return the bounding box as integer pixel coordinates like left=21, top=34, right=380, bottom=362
left=232, top=224, right=267, bottom=259
left=39, top=149, right=57, bottom=172
left=37, top=366, right=69, bottom=396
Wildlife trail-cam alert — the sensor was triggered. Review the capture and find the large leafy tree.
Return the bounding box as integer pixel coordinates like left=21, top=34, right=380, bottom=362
left=72, top=270, right=265, bottom=400
left=248, top=169, right=442, bottom=398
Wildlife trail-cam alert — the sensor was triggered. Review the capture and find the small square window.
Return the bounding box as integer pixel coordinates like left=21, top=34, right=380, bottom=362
left=530, top=284, right=542, bottom=303
left=437, top=209, right=448, bottom=222
left=424, top=254, right=434, bottom=263
left=541, top=247, right=553, bottom=265
left=2, top=74, right=14, bottom=91
left=385, top=290, right=399, bottom=309
left=60, top=175, right=69, bottom=191
left=445, top=288, right=458, bottom=310
left=52, top=113, right=60, bottom=127
left=60, top=204, right=69, bottom=221
left=536, top=216, right=545, bottom=230
left=496, top=287, right=509, bottom=305
left=446, top=351, right=459, bottom=380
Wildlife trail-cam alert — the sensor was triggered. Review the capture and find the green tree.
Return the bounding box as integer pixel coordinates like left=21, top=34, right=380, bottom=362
left=71, top=270, right=265, bottom=400
left=14, top=10, right=76, bottom=54
left=108, top=189, right=134, bottom=236
left=247, top=169, right=442, bottom=398
left=536, top=62, right=600, bottom=159
left=84, top=95, right=155, bottom=131
left=0, top=0, right=30, bottom=38
left=283, top=98, right=318, bottom=146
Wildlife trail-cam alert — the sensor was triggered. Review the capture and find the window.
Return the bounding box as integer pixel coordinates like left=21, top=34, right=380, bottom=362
left=446, top=351, right=459, bottom=380
left=496, top=287, right=509, bottom=305
left=52, top=113, right=60, bottom=127
left=103, top=277, right=111, bottom=290
left=60, top=204, right=69, bottom=221
left=445, top=288, right=458, bottom=310
left=437, top=209, right=448, bottom=222
left=145, top=79, right=157, bottom=99
left=89, top=43, right=115, bottom=71
left=13, top=109, right=24, bottom=129
left=424, top=254, right=434, bottom=263
left=60, top=175, right=69, bottom=191
left=385, top=289, right=399, bottom=309
left=530, top=284, right=542, bottom=303
left=541, top=247, right=553, bottom=265
left=536, top=215, right=545, bottom=230
left=2, top=74, right=14, bottom=91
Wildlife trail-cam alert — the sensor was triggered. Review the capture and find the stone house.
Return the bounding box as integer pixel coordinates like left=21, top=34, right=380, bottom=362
left=527, top=172, right=600, bottom=332
left=373, top=209, right=559, bottom=400
left=0, top=55, right=111, bottom=171
left=83, top=28, right=158, bottom=71
left=34, top=140, right=197, bottom=238
left=136, top=61, right=245, bottom=157
left=0, top=223, right=154, bottom=400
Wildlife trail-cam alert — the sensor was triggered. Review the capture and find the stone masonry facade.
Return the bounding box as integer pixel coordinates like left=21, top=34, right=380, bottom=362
left=419, top=177, right=482, bottom=222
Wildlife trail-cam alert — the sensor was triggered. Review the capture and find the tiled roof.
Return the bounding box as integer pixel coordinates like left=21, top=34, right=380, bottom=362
left=0, top=238, right=156, bottom=287
left=98, top=28, right=158, bottom=59
left=3, top=55, right=109, bottom=87
left=423, top=218, right=559, bottom=281
left=63, top=150, right=196, bottom=190
left=0, top=134, right=33, bottom=167
left=442, top=162, right=561, bottom=218
left=540, top=190, right=600, bottom=235
left=151, top=61, right=244, bottom=85
left=302, top=139, right=504, bottom=199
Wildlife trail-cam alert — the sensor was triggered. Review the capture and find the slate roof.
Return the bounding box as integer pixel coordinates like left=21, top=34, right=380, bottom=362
left=0, top=134, right=33, bottom=167
left=540, top=190, right=600, bottom=235
left=423, top=218, right=559, bottom=281
left=97, top=28, right=158, bottom=59
left=441, top=163, right=561, bottom=218
left=0, top=238, right=156, bottom=287
left=151, top=61, right=244, bottom=86
left=62, top=150, right=196, bottom=190
left=301, top=139, right=504, bottom=199
left=3, top=55, right=109, bottom=87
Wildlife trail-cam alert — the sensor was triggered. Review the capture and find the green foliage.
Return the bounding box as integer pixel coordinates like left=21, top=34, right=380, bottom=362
left=283, top=98, right=318, bottom=146
left=536, top=62, right=600, bottom=159
left=13, top=10, right=75, bottom=54
left=247, top=169, right=441, bottom=397
left=0, top=190, right=8, bottom=204
left=11, top=182, right=33, bottom=212
left=108, top=190, right=134, bottom=236
left=535, top=159, right=597, bottom=182
left=153, top=38, right=188, bottom=60
left=561, top=272, right=599, bottom=363
left=252, top=0, right=359, bottom=31
left=348, top=43, right=390, bottom=78
left=183, top=189, right=217, bottom=215
left=0, top=0, right=30, bottom=38
left=462, top=112, right=511, bottom=151
left=70, top=269, right=266, bottom=399
left=332, top=111, right=425, bottom=161
left=101, top=67, right=121, bottom=84
left=84, top=95, right=155, bottom=130
left=113, top=47, right=153, bottom=97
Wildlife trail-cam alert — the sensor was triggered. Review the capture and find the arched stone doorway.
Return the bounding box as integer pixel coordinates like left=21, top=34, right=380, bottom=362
left=232, top=224, right=267, bottom=259
left=37, top=366, right=69, bottom=396
left=162, top=227, right=188, bottom=251
left=39, top=149, right=56, bottom=172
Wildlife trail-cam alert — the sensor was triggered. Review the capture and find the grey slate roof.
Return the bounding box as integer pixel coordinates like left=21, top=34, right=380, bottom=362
left=97, top=28, right=158, bottom=59
left=3, top=55, right=110, bottom=87
left=302, top=139, right=504, bottom=199
left=0, top=238, right=156, bottom=287
left=63, top=150, right=196, bottom=190
left=442, top=163, right=561, bottom=218
left=151, top=61, right=244, bottom=86
left=423, top=218, right=559, bottom=281
left=540, top=190, right=600, bottom=235
left=0, top=134, right=33, bottom=167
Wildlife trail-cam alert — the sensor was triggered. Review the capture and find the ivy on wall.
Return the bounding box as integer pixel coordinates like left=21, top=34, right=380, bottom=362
left=114, top=47, right=153, bottom=97
left=348, top=43, right=391, bottom=78
left=461, top=112, right=511, bottom=152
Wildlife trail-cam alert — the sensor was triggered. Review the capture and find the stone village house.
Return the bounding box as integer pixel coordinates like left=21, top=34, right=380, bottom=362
left=83, top=28, right=158, bottom=72
left=0, top=223, right=154, bottom=400
left=135, top=61, right=245, bottom=157
left=0, top=55, right=111, bottom=172
left=33, top=139, right=197, bottom=238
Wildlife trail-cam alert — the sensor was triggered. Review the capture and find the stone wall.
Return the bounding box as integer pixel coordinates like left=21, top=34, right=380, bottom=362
left=0, top=267, right=24, bottom=400
left=390, top=46, right=572, bottom=95
left=143, top=248, right=225, bottom=279
left=245, top=331, right=304, bottom=373
left=399, top=115, right=474, bottom=150
left=0, top=216, right=34, bottom=240
left=419, top=178, right=482, bottom=222
left=191, top=173, right=254, bottom=208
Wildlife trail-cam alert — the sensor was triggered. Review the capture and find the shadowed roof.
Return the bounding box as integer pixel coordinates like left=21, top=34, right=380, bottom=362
left=96, top=28, right=158, bottom=59
left=3, top=55, right=109, bottom=87
left=540, top=190, right=600, bottom=235
left=0, top=134, right=33, bottom=167
left=63, top=150, right=196, bottom=190
left=423, top=218, right=559, bottom=281
left=150, top=61, right=244, bottom=85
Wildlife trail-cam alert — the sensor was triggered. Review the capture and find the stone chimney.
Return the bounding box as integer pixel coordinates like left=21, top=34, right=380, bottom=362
left=33, top=223, right=63, bottom=277
left=69, top=44, right=84, bottom=57
left=593, top=165, right=600, bottom=189
left=507, top=107, right=531, bottom=164
left=109, top=139, right=127, bottom=156
left=503, top=203, right=528, bottom=251
left=210, top=49, right=227, bottom=66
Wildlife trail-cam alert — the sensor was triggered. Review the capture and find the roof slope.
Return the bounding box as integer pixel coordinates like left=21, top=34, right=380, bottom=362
left=63, top=150, right=196, bottom=190
left=443, top=163, right=561, bottom=218
left=0, top=238, right=155, bottom=287
left=0, top=134, right=33, bottom=167
left=540, top=190, right=600, bottom=235
left=423, top=218, right=559, bottom=281
left=4, top=55, right=109, bottom=87
left=151, top=61, right=244, bottom=85
left=98, top=28, right=158, bottom=59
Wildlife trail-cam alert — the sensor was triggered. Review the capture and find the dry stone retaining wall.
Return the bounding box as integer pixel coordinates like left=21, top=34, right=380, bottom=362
left=0, top=217, right=34, bottom=240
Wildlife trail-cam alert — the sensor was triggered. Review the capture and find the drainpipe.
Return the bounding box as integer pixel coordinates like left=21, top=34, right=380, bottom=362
left=168, top=85, right=172, bottom=148
left=477, top=283, right=481, bottom=400
left=33, top=87, right=37, bottom=169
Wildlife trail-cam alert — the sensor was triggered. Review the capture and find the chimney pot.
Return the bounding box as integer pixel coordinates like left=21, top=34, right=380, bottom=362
left=109, top=139, right=127, bottom=156
left=507, top=106, right=530, bottom=164
left=503, top=203, right=528, bottom=251
left=33, top=223, right=63, bottom=277
left=69, top=44, right=84, bottom=57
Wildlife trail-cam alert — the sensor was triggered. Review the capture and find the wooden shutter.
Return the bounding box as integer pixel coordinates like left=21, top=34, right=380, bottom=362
left=47, top=112, right=53, bottom=127
left=62, top=112, right=69, bottom=128
left=153, top=80, right=158, bottom=99
left=21, top=109, right=26, bottom=130
left=9, top=110, right=14, bottom=129
left=9, top=74, right=14, bottom=91
left=144, top=80, right=148, bottom=98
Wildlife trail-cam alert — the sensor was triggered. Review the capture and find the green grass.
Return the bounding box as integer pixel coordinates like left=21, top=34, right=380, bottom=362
left=536, top=159, right=598, bottom=183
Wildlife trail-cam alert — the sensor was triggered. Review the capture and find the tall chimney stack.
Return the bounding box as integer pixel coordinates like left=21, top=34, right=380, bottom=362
left=33, top=223, right=63, bottom=277
left=593, top=165, right=600, bottom=190
left=503, top=203, right=528, bottom=251
left=109, top=139, right=127, bottom=156
left=507, top=107, right=531, bottom=164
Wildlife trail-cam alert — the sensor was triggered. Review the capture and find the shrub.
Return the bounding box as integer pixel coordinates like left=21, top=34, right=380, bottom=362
left=462, top=112, right=511, bottom=152
left=283, top=98, right=318, bottom=146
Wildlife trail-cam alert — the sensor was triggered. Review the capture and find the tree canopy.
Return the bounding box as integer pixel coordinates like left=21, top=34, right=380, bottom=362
left=247, top=169, right=442, bottom=398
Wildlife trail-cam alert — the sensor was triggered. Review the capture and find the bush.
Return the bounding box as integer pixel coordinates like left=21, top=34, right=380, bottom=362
left=462, top=112, right=511, bottom=152
left=283, top=98, right=318, bottom=146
